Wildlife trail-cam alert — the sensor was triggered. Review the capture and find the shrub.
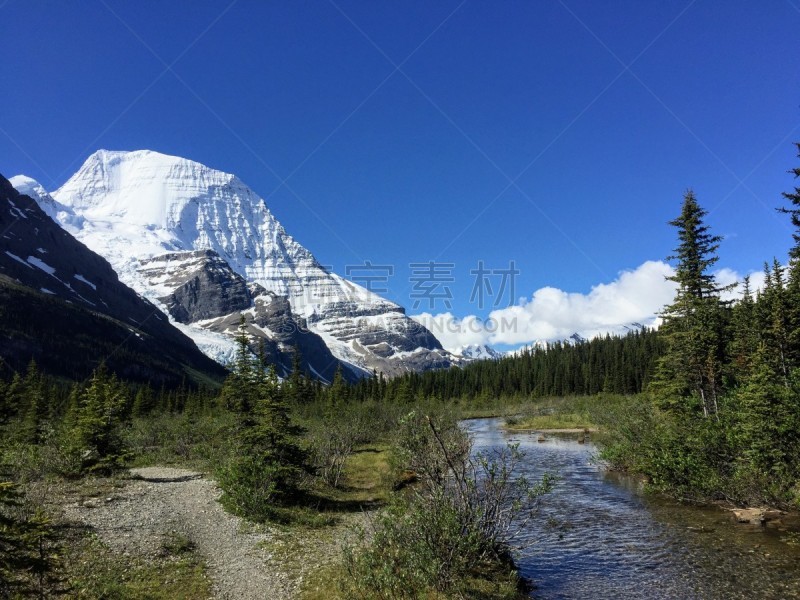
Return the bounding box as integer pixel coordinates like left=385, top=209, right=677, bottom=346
left=342, top=410, right=551, bottom=598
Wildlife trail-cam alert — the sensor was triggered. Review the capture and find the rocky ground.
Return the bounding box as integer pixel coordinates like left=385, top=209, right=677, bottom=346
left=53, top=467, right=314, bottom=599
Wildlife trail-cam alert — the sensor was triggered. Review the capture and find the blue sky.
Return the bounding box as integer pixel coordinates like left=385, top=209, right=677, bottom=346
left=3, top=1, right=800, bottom=349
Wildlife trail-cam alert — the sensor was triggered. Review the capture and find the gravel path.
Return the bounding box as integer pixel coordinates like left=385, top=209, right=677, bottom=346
left=61, top=467, right=294, bottom=599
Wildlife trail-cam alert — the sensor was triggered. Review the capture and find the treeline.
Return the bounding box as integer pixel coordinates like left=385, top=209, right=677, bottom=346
left=347, top=327, right=665, bottom=404
left=0, top=361, right=219, bottom=446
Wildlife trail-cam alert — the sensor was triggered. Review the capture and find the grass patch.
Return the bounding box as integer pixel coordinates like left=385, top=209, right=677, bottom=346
left=340, top=443, right=393, bottom=500
left=309, top=442, right=394, bottom=508
left=460, top=558, right=531, bottom=599
left=506, top=412, right=595, bottom=431
left=299, top=561, right=528, bottom=600
left=261, top=443, right=394, bottom=598
left=65, top=532, right=211, bottom=599
left=503, top=396, right=611, bottom=431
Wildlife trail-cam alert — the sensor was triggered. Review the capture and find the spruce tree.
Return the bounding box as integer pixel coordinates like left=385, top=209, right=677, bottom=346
left=286, top=345, right=310, bottom=405
left=729, top=276, right=759, bottom=379
left=326, top=364, right=349, bottom=415
left=19, top=361, right=49, bottom=444
left=778, top=142, right=800, bottom=365
left=761, top=260, right=791, bottom=385
left=0, top=481, right=63, bottom=597
left=0, top=373, right=23, bottom=429
left=68, top=365, right=129, bottom=474
left=0, top=481, right=26, bottom=595
left=778, top=142, right=800, bottom=261
left=219, top=320, right=307, bottom=519
left=732, top=344, right=794, bottom=495
left=221, top=316, right=257, bottom=417
left=651, top=190, right=732, bottom=417
left=131, top=386, right=156, bottom=418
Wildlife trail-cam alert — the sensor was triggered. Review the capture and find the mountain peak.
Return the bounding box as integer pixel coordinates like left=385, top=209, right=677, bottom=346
left=458, top=344, right=502, bottom=360
left=54, top=149, right=241, bottom=224
left=15, top=150, right=448, bottom=376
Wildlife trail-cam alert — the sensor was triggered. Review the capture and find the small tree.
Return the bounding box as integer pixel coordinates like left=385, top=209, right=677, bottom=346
left=729, top=276, right=759, bottom=379
left=131, top=386, right=156, bottom=418
left=326, top=364, right=349, bottom=415
left=221, top=316, right=257, bottom=417
left=0, top=481, right=26, bottom=595
left=219, top=317, right=308, bottom=520
left=286, top=345, right=312, bottom=405
left=759, top=260, right=792, bottom=386
left=19, top=361, right=50, bottom=445
left=778, top=142, right=800, bottom=261
left=0, top=482, right=63, bottom=598
left=67, top=365, right=129, bottom=474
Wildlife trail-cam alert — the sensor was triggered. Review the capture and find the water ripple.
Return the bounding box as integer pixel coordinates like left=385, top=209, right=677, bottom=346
left=467, top=418, right=800, bottom=600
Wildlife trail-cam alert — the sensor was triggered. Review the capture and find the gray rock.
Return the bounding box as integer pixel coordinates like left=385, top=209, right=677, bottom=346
left=140, top=250, right=251, bottom=323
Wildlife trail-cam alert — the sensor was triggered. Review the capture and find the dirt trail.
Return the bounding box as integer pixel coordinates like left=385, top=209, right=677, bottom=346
left=62, top=467, right=294, bottom=599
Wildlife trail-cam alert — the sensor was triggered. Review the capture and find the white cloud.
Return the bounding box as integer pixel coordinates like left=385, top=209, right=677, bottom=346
left=411, top=312, right=490, bottom=352
left=412, top=260, right=768, bottom=354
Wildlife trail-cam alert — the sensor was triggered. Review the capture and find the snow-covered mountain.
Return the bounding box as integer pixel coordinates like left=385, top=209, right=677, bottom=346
left=456, top=344, right=503, bottom=360
left=13, top=150, right=451, bottom=378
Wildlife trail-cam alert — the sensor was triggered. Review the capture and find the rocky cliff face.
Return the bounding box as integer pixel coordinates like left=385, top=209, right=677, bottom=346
left=139, top=250, right=252, bottom=323
left=12, top=150, right=453, bottom=378
left=139, top=249, right=343, bottom=381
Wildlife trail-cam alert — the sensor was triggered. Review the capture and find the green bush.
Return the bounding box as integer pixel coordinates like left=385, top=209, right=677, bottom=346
left=342, top=409, right=551, bottom=598
left=343, top=492, right=488, bottom=598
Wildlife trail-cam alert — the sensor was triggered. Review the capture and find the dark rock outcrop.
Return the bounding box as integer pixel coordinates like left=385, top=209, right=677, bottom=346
left=199, top=292, right=349, bottom=383
left=139, top=250, right=252, bottom=323
left=138, top=249, right=351, bottom=382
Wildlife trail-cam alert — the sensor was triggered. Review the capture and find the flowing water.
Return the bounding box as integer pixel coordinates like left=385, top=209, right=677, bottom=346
left=464, top=418, right=800, bottom=599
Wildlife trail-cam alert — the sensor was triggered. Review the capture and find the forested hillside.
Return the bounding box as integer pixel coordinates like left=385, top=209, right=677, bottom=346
left=349, top=327, right=665, bottom=403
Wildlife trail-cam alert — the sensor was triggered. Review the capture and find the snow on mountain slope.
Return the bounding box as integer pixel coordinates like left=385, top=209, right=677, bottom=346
left=16, top=150, right=450, bottom=376
left=456, top=344, right=503, bottom=360
left=9, top=175, right=81, bottom=226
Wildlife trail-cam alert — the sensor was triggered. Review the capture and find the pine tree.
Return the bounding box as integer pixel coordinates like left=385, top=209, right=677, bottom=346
left=219, top=319, right=307, bottom=519
left=221, top=316, right=257, bottom=417
left=729, top=276, right=759, bottom=379
left=778, top=142, right=800, bottom=366
left=760, top=260, right=792, bottom=385
left=326, top=364, right=349, bottom=415
left=286, top=345, right=310, bottom=405
left=19, top=361, right=50, bottom=444
left=0, top=373, right=23, bottom=428
left=68, top=365, right=130, bottom=474
left=131, top=386, right=156, bottom=418
left=0, top=482, right=63, bottom=598
left=651, top=190, right=732, bottom=417
left=732, top=344, right=793, bottom=488
left=778, top=142, right=800, bottom=261
left=0, top=481, right=26, bottom=595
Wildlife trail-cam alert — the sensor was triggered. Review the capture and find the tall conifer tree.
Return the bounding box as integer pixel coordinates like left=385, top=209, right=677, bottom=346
left=651, top=190, right=732, bottom=417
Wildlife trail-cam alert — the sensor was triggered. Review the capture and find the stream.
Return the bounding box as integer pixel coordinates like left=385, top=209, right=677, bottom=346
left=464, top=418, right=800, bottom=599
